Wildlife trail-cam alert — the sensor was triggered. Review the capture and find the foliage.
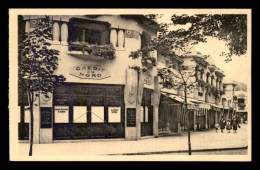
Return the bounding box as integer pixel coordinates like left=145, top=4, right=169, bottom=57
left=129, top=45, right=157, bottom=71
left=68, top=41, right=116, bottom=60
left=170, top=14, right=247, bottom=62
left=20, top=16, right=66, bottom=96
left=197, top=79, right=207, bottom=87
left=18, top=16, right=66, bottom=156
left=234, top=82, right=247, bottom=92
left=128, top=65, right=148, bottom=73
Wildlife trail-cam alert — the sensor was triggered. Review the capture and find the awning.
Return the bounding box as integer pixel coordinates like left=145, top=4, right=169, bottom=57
left=210, top=103, right=222, bottom=111
left=161, top=92, right=195, bottom=106
left=198, top=103, right=211, bottom=109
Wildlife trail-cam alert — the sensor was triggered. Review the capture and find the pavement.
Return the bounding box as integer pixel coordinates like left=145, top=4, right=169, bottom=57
left=17, top=123, right=248, bottom=156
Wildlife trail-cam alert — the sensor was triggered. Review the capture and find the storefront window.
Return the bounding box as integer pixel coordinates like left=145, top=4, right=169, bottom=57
left=108, top=107, right=121, bottom=123
left=91, top=106, right=104, bottom=123
left=24, top=106, right=30, bottom=123
left=54, top=106, right=69, bottom=123
left=73, top=106, right=87, bottom=123
left=140, top=106, right=148, bottom=122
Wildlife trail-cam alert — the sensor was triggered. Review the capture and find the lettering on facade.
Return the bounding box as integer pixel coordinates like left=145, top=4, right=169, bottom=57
left=40, top=107, right=52, bottom=128
left=70, top=64, right=111, bottom=80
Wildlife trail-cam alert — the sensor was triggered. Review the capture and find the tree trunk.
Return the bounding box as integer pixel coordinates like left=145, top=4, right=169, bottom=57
left=28, top=90, right=34, bottom=156
left=184, top=84, right=191, bottom=155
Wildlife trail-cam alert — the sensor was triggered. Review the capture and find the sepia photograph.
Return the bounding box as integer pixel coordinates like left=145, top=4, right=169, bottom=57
left=9, top=8, right=251, bottom=161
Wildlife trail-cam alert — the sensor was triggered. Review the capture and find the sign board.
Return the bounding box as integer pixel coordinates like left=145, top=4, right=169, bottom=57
left=108, top=107, right=121, bottom=123
left=70, top=64, right=111, bottom=80
left=54, top=106, right=69, bottom=123
left=40, top=107, right=52, bottom=128
left=127, top=108, right=136, bottom=127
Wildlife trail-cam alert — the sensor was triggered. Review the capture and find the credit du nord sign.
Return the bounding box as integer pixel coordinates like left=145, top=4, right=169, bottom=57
left=70, top=64, right=111, bottom=80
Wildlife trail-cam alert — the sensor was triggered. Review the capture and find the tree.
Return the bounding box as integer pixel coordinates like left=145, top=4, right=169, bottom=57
left=148, top=13, right=247, bottom=156
left=18, top=16, right=66, bottom=156
left=234, top=82, right=247, bottom=92
left=157, top=14, right=247, bottom=62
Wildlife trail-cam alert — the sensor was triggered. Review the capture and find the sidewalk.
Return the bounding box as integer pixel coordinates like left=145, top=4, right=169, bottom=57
left=18, top=124, right=248, bottom=156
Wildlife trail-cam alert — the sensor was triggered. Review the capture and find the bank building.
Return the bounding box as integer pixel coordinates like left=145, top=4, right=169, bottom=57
left=18, top=15, right=161, bottom=143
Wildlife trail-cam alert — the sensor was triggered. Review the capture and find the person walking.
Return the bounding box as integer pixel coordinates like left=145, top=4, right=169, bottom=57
left=226, top=119, right=232, bottom=133
left=219, top=117, right=226, bottom=133
left=215, top=123, right=219, bottom=133
left=232, top=117, right=240, bottom=133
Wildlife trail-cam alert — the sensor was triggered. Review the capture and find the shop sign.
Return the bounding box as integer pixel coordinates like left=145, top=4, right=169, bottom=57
left=40, top=107, right=52, bottom=128
left=54, top=106, right=69, bottom=123
left=127, top=108, right=136, bottom=127
left=108, top=107, right=121, bottom=123
left=70, top=64, right=111, bottom=80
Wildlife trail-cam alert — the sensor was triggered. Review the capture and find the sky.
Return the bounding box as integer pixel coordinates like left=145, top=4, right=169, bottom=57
left=156, top=13, right=250, bottom=85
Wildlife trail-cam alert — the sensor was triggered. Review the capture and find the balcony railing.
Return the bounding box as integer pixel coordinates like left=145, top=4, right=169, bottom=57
left=67, top=41, right=116, bottom=60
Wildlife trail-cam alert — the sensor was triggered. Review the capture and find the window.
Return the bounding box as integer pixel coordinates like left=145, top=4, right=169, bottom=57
left=91, top=106, right=104, bottom=123
left=24, top=106, right=30, bottom=123
left=238, top=98, right=245, bottom=104
left=54, top=106, right=69, bottom=123
left=108, top=107, right=121, bottom=123
left=73, top=106, right=87, bottom=123
left=140, top=106, right=148, bottom=122
left=68, top=18, right=110, bottom=45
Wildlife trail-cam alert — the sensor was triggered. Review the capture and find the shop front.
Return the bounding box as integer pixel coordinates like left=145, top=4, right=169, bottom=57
left=53, top=83, right=125, bottom=140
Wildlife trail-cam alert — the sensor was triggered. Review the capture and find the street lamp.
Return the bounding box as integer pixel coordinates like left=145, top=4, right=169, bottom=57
left=178, top=67, right=196, bottom=155
left=184, top=81, right=192, bottom=155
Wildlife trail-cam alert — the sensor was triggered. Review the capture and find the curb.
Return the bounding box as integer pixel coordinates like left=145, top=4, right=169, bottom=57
left=106, top=146, right=248, bottom=156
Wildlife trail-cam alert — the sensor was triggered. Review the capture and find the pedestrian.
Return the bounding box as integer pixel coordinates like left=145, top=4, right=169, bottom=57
left=219, top=117, right=226, bottom=133
left=232, top=117, right=240, bottom=133
left=215, top=123, right=219, bottom=133
left=226, top=119, right=232, bottom=133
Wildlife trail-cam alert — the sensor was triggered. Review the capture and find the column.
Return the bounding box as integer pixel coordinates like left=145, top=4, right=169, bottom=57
left=39, top=93, right=53, bottom=143
left=205, top=108, right=208, bottom=129
left=52, top=22, right=60, bottom=44
left=28, top=93, right=40, bottom=144
left=194, top=110, right=197, bottom=131
left=124, top=68, right=140, bottom=140
left=118, top=29, right=125, bottom=48
left=61, top=22, right=68, bottom=45
left=110, top=29, right=117, bottom=48
left=25, top=20, right=30, bottom=33
left=151, top=76, right=162, bottom=138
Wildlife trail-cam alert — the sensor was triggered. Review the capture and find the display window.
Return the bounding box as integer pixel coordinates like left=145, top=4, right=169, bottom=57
left=24, top=106, right=30, bottom=123
left=140, top=106, right=149, bottom=122
left=91, top=106, right=104, bottom=123
left=54, top=106, right=69, bottom=123
left=73, top=106, right=87, bottom=123
left=108, top=107, right=121, bottom=123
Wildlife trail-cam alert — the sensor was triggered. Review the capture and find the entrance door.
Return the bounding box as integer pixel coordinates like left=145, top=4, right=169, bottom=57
left=141, top=89, right=153, bottom=137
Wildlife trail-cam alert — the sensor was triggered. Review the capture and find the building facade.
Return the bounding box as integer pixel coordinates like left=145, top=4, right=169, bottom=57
left=234, top=90, right=248, bottom=123
left=157, top=47, right=225, bottom=134
left=18, top=15, right=161, bottom=143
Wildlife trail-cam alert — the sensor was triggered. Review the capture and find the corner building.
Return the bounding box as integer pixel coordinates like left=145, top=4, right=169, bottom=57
left=18, top=15, right=161, bottom=143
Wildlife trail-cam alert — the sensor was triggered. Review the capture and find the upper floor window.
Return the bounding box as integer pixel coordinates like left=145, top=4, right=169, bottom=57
left=141, top=31, right=151, bottom=49
left=238, top=98, right=245, bottom=104
left=68, top=17, right=111, bottom=45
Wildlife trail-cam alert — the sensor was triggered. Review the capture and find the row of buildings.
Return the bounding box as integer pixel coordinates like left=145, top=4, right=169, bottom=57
left=17, top=14, right=247, bottom=143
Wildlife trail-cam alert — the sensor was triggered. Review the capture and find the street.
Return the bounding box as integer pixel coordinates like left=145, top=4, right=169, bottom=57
left=17, top=124, right=248, bottom=156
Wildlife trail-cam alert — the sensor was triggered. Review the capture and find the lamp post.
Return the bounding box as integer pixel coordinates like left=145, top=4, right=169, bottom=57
left=184, top=82, right=191, bottom=155
left=178, top=66, right=195, bottom=155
